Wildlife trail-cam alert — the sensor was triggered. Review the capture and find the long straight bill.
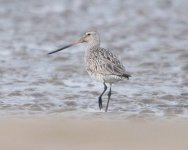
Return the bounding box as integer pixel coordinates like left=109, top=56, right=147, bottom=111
left=47, top=43, right=76, bottom=55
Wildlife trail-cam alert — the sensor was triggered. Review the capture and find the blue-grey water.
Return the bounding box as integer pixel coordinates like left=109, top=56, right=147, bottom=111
left=0, top=0, right=188, bottom=119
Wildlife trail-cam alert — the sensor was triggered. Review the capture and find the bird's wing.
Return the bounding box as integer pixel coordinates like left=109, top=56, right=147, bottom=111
left=94, top=48, right=127, bottom=76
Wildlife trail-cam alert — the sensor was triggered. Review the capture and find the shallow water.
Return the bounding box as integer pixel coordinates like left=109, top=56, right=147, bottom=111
left=0, top=0, right=188, bottom=119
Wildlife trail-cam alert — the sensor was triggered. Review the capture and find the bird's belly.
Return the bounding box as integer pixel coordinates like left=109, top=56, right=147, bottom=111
left=87, top=71, right=123, bottom=83
left=87, top=71, right=104, bottom=82
left=103, top=75, right=123, bottom=83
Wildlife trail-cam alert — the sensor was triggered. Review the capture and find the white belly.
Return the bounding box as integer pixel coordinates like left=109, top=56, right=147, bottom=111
left=87, top=71, right=123, bottom=84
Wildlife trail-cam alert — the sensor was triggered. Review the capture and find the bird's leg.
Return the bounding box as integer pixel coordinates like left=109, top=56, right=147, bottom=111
left=98, top=82, right=107, bottom=110
left=105, top=84, right=112, bottom=112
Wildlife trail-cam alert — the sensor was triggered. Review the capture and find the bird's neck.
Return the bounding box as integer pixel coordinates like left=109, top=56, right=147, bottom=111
left=88, top=40, right=100, bottom=49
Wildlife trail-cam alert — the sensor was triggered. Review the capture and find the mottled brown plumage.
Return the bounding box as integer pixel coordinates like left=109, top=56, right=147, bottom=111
left=48, top=31, right=131, bottom=112
left=85, top=46, right=130, bottom=83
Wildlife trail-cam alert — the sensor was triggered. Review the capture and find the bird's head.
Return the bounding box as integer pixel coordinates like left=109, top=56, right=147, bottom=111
left=79, top=31, right=100, bottom=46
left=48, top=31, right=100, bottom=55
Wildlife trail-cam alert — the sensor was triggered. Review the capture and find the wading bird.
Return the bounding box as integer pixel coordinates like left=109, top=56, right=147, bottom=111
left=48, top=31, right=131, bottom=112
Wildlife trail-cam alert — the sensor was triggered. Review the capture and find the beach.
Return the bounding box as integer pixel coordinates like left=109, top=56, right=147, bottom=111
left=0, top=0, right=188, bottom=118
left=0, top=118, right=188, bottom=150
left=0, top=0, right=188, bottom=149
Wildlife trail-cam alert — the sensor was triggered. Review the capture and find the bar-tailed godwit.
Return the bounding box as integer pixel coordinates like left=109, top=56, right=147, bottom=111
left=48, top=31, right=131, bottom=112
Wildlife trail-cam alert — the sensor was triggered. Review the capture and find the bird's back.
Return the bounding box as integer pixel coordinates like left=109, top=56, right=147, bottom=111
left=85, top=46, right=130, bottom=83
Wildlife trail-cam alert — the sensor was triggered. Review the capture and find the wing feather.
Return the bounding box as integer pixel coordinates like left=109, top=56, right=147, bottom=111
left=86, top=47, right=129, bottom=77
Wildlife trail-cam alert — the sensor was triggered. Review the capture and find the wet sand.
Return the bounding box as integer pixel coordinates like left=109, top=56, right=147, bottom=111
left=1, top=1, right=188, bottom=148
left=0, top=0, right=188, bottom=118
left=0, top=118, right=188, bottom=150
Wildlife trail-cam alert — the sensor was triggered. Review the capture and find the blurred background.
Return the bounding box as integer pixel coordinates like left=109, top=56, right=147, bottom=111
left=0, top=0, right=188, bottom=119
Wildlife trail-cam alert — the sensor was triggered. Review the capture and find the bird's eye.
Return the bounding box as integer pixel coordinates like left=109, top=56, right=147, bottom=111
left=87, top=33, right=91, bottom=36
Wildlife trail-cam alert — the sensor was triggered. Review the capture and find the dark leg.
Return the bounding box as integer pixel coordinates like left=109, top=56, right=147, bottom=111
left=105, top=84, right=112, bottom=112
left=98, top=82, right=107, bottom=110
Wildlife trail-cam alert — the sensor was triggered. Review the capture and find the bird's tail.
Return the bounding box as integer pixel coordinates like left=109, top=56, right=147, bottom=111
left=122, top=73, right=131, bottom=80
